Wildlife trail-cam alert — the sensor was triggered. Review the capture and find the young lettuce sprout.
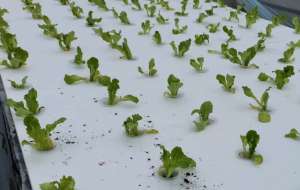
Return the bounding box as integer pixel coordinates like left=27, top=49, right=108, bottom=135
left=23, top=2, right=43, bottom=19
left=65, top=57, right=110, bottom=85
left=22, top=115, right=66, bottom=151
left=253, top=36, right=266, bottom=52
left=288, top=40, right=300, bottom=48
left=138, top=58, right=158, bottom=77
left=144, top=4, right=156, bottom=17
left=193, top=0, right=200, bottom=9
left=131, top=0, right=142, bottom=10
left=40, top=176, right=75, bottom=190
left=94, top=27, right=122, bottom=47
left=138, top=20, right=153, bottom=35
left=56, top=31, right=77, bottom=51
left=285, top=128, right=300, bottom=140
left=159, top=145, right=196, bottom=178
left=292, top=17, right=300, bottom=34
left=227, top=46, right=258, bottom=68
left=38, top=16, right=58, bottom=38
left=106, top=78, right=139, bottom=105
left=0, top=47, right=29, bottom=69
left=153, top=31, right=163, bottom=44
left=0, top=8, right=9, bottom=29
left=112, top=38, right=134, bottom=60
left=208, top=43, right=230, bottom=59
left=170, top=39, right=191, bottom=57
left=223, top=26, right=237, bottom=42
left=8, top=76, right=28, bottom=89
left=164, top=74, right=183, bottom=98
left=196, top=12, right=207, bottom=23
left=245, top=6, right=259, bottom=28
left=194, top=33, right=209, bottom=45
left=86, top=11, right=102, bottom=26
left=7, top=88, right=44, bottom=117
left=70, top=2, right=84, bottom=18
left=74, top=46, right=85, bottom=65
left=172, top=18, right=188, bottom=35
left=258, top=24, right=273, bottom=38
left=278, top=47, right=295, bottom=63
left=156, top=12, right=169, bottom=24
left=123, top=114, right=158, bottom=137
left=118, top=11, right=131, bottom=25
left=205, top=7, right=215, bottom=16
left=207, top=23, right=220, bottom=33
left=242, top=86, right=271, bottom=123
left=239, top=130, right=263, bottom=165
left=216, top=74, right=235, bottom=93
left=191, top=101, right=213, bottom=131
left=258, top=65, right=294, bottom=89
left=227, top=5, right=242, bottom=22
left=175, top=0, right=189, bottom=16
left=159, top=0, right=174, bottom=11
left=88, top=0, right=109, bottom=11
left=59, top=0, right=70, bottom=5
left=190, top=57, right=204, bottom=72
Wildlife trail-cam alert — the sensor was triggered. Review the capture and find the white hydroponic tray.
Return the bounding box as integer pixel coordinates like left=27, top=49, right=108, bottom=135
left=1, top=0, right=300, bottom=190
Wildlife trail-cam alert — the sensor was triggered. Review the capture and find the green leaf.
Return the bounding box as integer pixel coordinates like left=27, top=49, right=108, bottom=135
left=87, top=57, right=100, bottom=82
left=40, top=176, right=75, bottom=190
left=191, top=101, right=213, bottom=131
left=278, top=47, right=295, bottom=63
left=193, top=0, right=200, bottom=9
left=57, top=31, right=77, bottom=51
left=258, top=111, right=271, bottom=123
left=165, top=74, right=183, bottom=98
left=8, top=76, right=28, bottom=89
left=64, top=74, right=86, bottom=85
left=153, top=31, right=162, bottom=44
left=285, top=128, right=300, bottom=140
left=189, top=57, right=204, bottom=72
left=70, top=2, right=84, bottom=18
left=138, top=20, right=153, bottom=35
left=159, top=146, right=196, bottom=178
left=144, top=4, right=156, bottom=17
left=223, top=26, right=237, bottom=42
left=74, top=46, right=85, bottom=65
left=38, top=16, right=59, bottom=38
left=245, top=6, right=259, bottom=28
left=292, top=17, right=300, bottom=34
left=156, top=12, right=168, bottom=24
left=88, top=0, right=109, bottom=11
left=216, top=74, right=235, bottom=93
left=119, top=11, right=131, bottom=25
left=170, top=39, right=191, bottom=57
left=194, top=33, right=209, bottom=45
left=138, top=58, right=157, bottom=77
left=175, top=0, right=189, bottom=16
left=196, top=12, right=207, bottom=23
left=172, top=18, right=188, bottom=35
left=131, top=0, right=142, bottom=10
left=86, top=11, right=102, bottom=26
left=207, top=23, right=220, bottom=33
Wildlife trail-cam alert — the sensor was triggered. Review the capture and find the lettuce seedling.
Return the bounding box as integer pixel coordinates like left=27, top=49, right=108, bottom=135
left=138, top=20, right=153, bottom=35
left=8, top=76, right=28, bottom=89
left=258, top=65, right=294, bottom=89
left=159, top=0, right=174, bottom=11
left=0, top=47, right=29, bottom=69
left=172, top=18, right=188, bottom=35
left=207, top=23, right=220, bottom=33
left=193, top=0, right=200, bottom=9
left=22, top=115, right=66, bottom=151
left=0, top=30, right=18, bottom=54
left=138, top=58, right=158, bottom=77
left=253, top=36, right=265, bottom=52
left=153, top=31, right=162, bottom=44
left=216, top=74, right=235, bottom=93
left=208, top=43, right=230, bottom=58
left=245, top=6, right=259, bottom=28
left=123, top=114, right=158, bottom=137
left=7, top=88, right=44, bottom=117
left=190, top=57, right=204, bottom=72
left=88, top=0, right=109, bottom=11
left=196, top=12, right=207, bottom=23
left=285, top=128, right=300, bottom=140
left=164, top=74, right=183, bottom=98
left=175, top=0, right=189, bottom=16
left=144, top=4, right=156, bottom=17
left=216, top=0, right=225, bottom=7
left=205, top=7, right=215, bottom=16
left=0, top=8, right=9, bottom=29
left=159, top=146, right=196, bottom=178
left=59, top=0, right=70, bottom=5
left=292, top=17, right=300, bottom=34
left=258, top=24, right=273, bottom=38
left=40, top=176, right=75, bottom=190
left=194, top=33, right=209, bottom=45
left=65, top=57, right=110, bottom=85
left=122, top=0, right=128, bottom=4
left=239, top=130, right=263, bottom=165
left=242, top=86, right=271, bottom=123
left=74, top=46, right=85, bottom=65
left=86, top=11, right=102, bottom=26
left=70, top=2, right=84, bottom=18
left=278, top=47, right=295, bottom=63
left=227, top=46, right=258, bottom=68
left=23, top=2, right=43, bottom=19
left=170, top=39, right=191, bottom=57
left=115, top=10, right=131, bottom=25
left=131, top=0, right=142, bottom=10
left=288, top=40, right=300, bottom=48
left=227, top=5, right=242, bottom=22
left=156, top=12, right=168, bottom=24
left=56, top=31, right=77, bottom=51
left=106, top=78, right=139, bottom=105
left=191, top=101, right=213, bottom=131
left=38, top=16, right=59, bottom=38
left=112, top=38, right=134, bottom=60
left=223, top=26, right=237, bottom=42
left=94, top=27, right=122, bottom=47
